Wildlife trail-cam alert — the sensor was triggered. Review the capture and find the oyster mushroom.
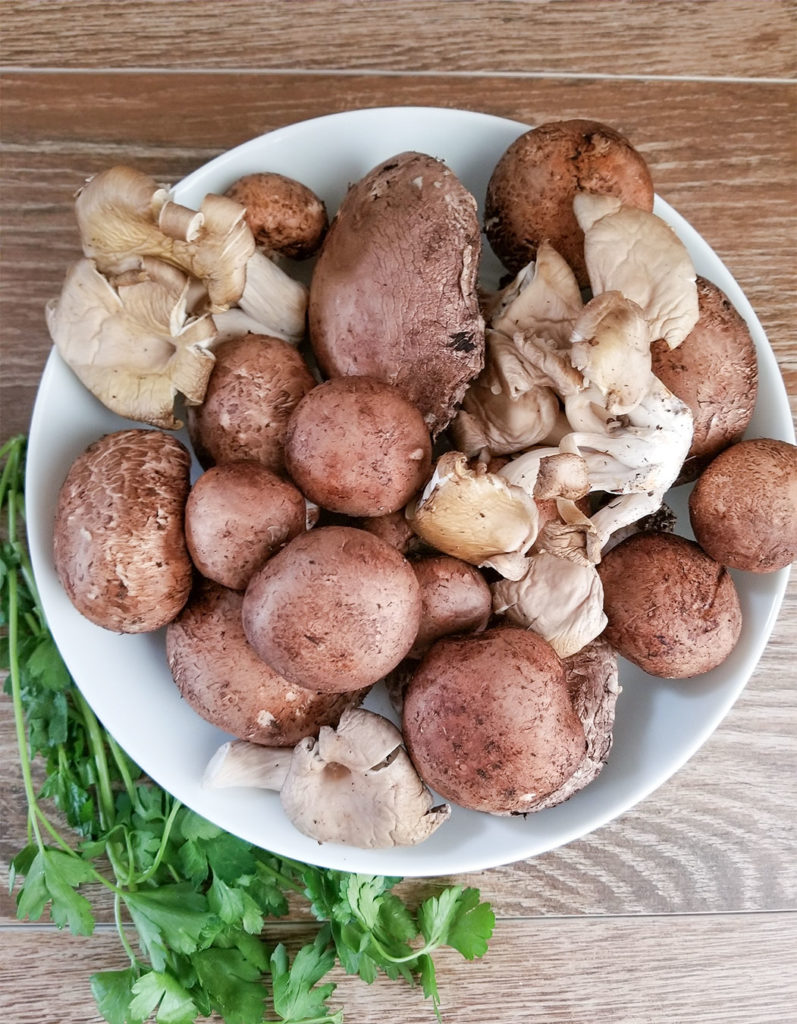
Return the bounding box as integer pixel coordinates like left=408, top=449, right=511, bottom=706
left=203, top=708, right=450, bottom=848
left=46, top=257, right=217, bottom=429
left=574, top=192, right=699, bottom=349
left=491, top=550, right=607, bottom=658
left=74, top=164, right=308, bottom=343
left=405, top=451, right=539, bottom=579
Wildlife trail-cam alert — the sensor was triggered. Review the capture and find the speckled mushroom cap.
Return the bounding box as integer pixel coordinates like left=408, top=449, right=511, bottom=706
left=484, top=118, right=655, bottom=286
left=166, top=579, right=364, bottom=746
left=597, top=531, right=743, bottom=678
left=242, top=525, right=423, bottom=693
left=402, top=626, right=586, bottom=815
left=53, top=428, right=193, bottom=633
left=652, top=276, right=759, bottom=484
left=225, top=172, right=328, bottom=259
left=688, top=437, right=797, bottom=573
left=186, top=333, right=316, bottom=473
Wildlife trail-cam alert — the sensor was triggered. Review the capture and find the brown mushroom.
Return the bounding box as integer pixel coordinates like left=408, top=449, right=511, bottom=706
left=597, top=531, right=743, bottom=678
left=186, top=333, right=316, bottom=472
left=284, top=376, right=432, bottom=516
left=688, top=437, right=797, bottom=572
left=402, top=626, right=586, bottom=815
left=408, top=555, right=492, bottom=658
left=225, top=172, right=328, bottom=260
left=167, top=579, right=363, bottom=745
left=53, top=429, right=193, bottom=633
left=484, top=119, right=655, bottom=286
left=308, top=151, right=485, bottom=435
left=185, top=461, right=306, bottom=590
left=652, top=277, right=759, bottom=483
left=242, top=525, right=422, bottom=692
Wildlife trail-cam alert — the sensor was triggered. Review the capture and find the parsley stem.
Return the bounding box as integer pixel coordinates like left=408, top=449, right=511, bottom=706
left=133, top=797, right=181, bottom=886
left=113, top=891, right=142, bottom=969
left=255, top=857, right=306, bottom=895
left=7, top=568, right=46, bottom=854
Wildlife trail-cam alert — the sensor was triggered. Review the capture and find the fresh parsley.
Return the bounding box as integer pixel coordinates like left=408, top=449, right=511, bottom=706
left=1, top=434, right=495, bottom=1023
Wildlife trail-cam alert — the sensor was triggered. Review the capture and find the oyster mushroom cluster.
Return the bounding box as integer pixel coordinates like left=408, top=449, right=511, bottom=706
left=48, top=118, right=796, bottom=850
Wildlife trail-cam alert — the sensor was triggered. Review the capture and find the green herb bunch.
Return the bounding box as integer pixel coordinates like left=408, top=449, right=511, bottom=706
left=1, top=435, right=494, bottom=1024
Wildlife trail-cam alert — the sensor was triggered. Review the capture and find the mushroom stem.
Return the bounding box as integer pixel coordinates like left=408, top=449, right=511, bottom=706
left=203, top=740, right=292, bottom=790
left=238, top=249, right=308, bottom=345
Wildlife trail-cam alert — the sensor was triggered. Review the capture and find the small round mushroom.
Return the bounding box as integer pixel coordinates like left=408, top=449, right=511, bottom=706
left=186, top=333, right=316, bottom=473
left=651, top=276, right=759, bottom=482
left=688, top=437, right=797, bottom=572
left=242, top=525, right=423, bottom=692
left=202, top=707, right=451, bottom=848
left=167, top=580, right=363, bottom=745
left=185, top=461, right=306, bottom=590
left=408, top=555, right=492, bottom=658
left=357, top=509, right=425, bottom=556
left=284, top=376, right=432, bottom=516
left=597, top=531, right=743, bottom=678
left=225, top=171, right=329, bottom=259
left=484, top=118, right=655, bottom=286
left=53, top=429, right=193, bottom=633
left=402, top=626, right=586, bottom=815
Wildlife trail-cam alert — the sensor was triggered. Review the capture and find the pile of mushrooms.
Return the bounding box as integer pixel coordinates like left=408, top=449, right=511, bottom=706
left=48, top=118, right=796, bottom=850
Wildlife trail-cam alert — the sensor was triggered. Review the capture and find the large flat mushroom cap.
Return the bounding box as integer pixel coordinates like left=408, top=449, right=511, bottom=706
left=308, top=151, right=485, bottom=436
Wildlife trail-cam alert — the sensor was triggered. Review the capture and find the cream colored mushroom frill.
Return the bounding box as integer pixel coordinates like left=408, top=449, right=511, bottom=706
left=46, top=165, right=309, bottom=428
left=203, top=708, right=451, bottom=849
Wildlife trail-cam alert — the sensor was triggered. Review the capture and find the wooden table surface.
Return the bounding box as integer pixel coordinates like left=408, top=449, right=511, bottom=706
left=1, top=3, right=795, bottom=1022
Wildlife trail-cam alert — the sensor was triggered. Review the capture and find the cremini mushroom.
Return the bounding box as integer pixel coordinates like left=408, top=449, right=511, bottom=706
left=203, top=707, right=451, bottom=848
left=225, top=171, right=328, bottom=259
left=405, top=451, right=539, bottom=579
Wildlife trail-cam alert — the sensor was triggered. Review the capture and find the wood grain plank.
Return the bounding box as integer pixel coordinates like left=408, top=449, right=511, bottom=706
left=1, top=73, right=795, bottom=438
left=1, top=913, right=795, bottom=1024
left=1, top=0, right=795, bottom=79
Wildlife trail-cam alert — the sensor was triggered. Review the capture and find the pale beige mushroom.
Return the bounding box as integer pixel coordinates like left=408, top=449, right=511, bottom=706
left=74, top=165, right=308, bottom=343
left=46, top=257, right=216, bottom=428
left=203, top=708, right=451, bottom=849
left=491, top=550, right=607, bottom=658
left=574, top=192, right=699, bottom=349
left=406, top=451, right=539, bottom=579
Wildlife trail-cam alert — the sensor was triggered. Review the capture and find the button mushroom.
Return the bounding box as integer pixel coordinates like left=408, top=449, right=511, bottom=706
left=53, top=429, right=193, bottom=633
left=242, top=526, right=423, bottom=693
left=402, top=626, right=586, bottom=815
left=225, top=171, right=328, bottom=260
left=203, top=708, right=451, bottom=848
left=597, top=531, right=743, bottom=678
left=167, top=580, right=364, bottom=746
left=688, top=437, right=797, bottom=573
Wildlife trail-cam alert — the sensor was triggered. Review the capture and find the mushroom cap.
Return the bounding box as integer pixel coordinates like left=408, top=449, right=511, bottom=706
left=225, top=171, right=328, bottom=259
left=652, top=277, right=759, bottom=483
left=186, top=333, right=316, bottom=472
left=598, top=531, right=743, bottom=678
left=284, top=376, right=432, bottom=516
left=308, top=150, right=485, bottom=436
left=279, top=707, right=451, bottom=848
left=242, top=525, right=423, bottom=692
left=408, top=555, right=492, bottom=658
left=185, top=461, right=306, bottom=590
left=402, top=626, right=586, bottom=815
left=53, top=429, right=193, bottom=633
left=484, top=119, right=654, bottom=286
left=527, top=636, right=620, bottom=810
left=166, top=579, right=363, bottom=745
left=688, top=438, right=797, bottom=573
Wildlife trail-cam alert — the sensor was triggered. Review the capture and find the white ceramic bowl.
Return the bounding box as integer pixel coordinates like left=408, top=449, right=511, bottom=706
left=27, top=107, right=794, bottom=877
